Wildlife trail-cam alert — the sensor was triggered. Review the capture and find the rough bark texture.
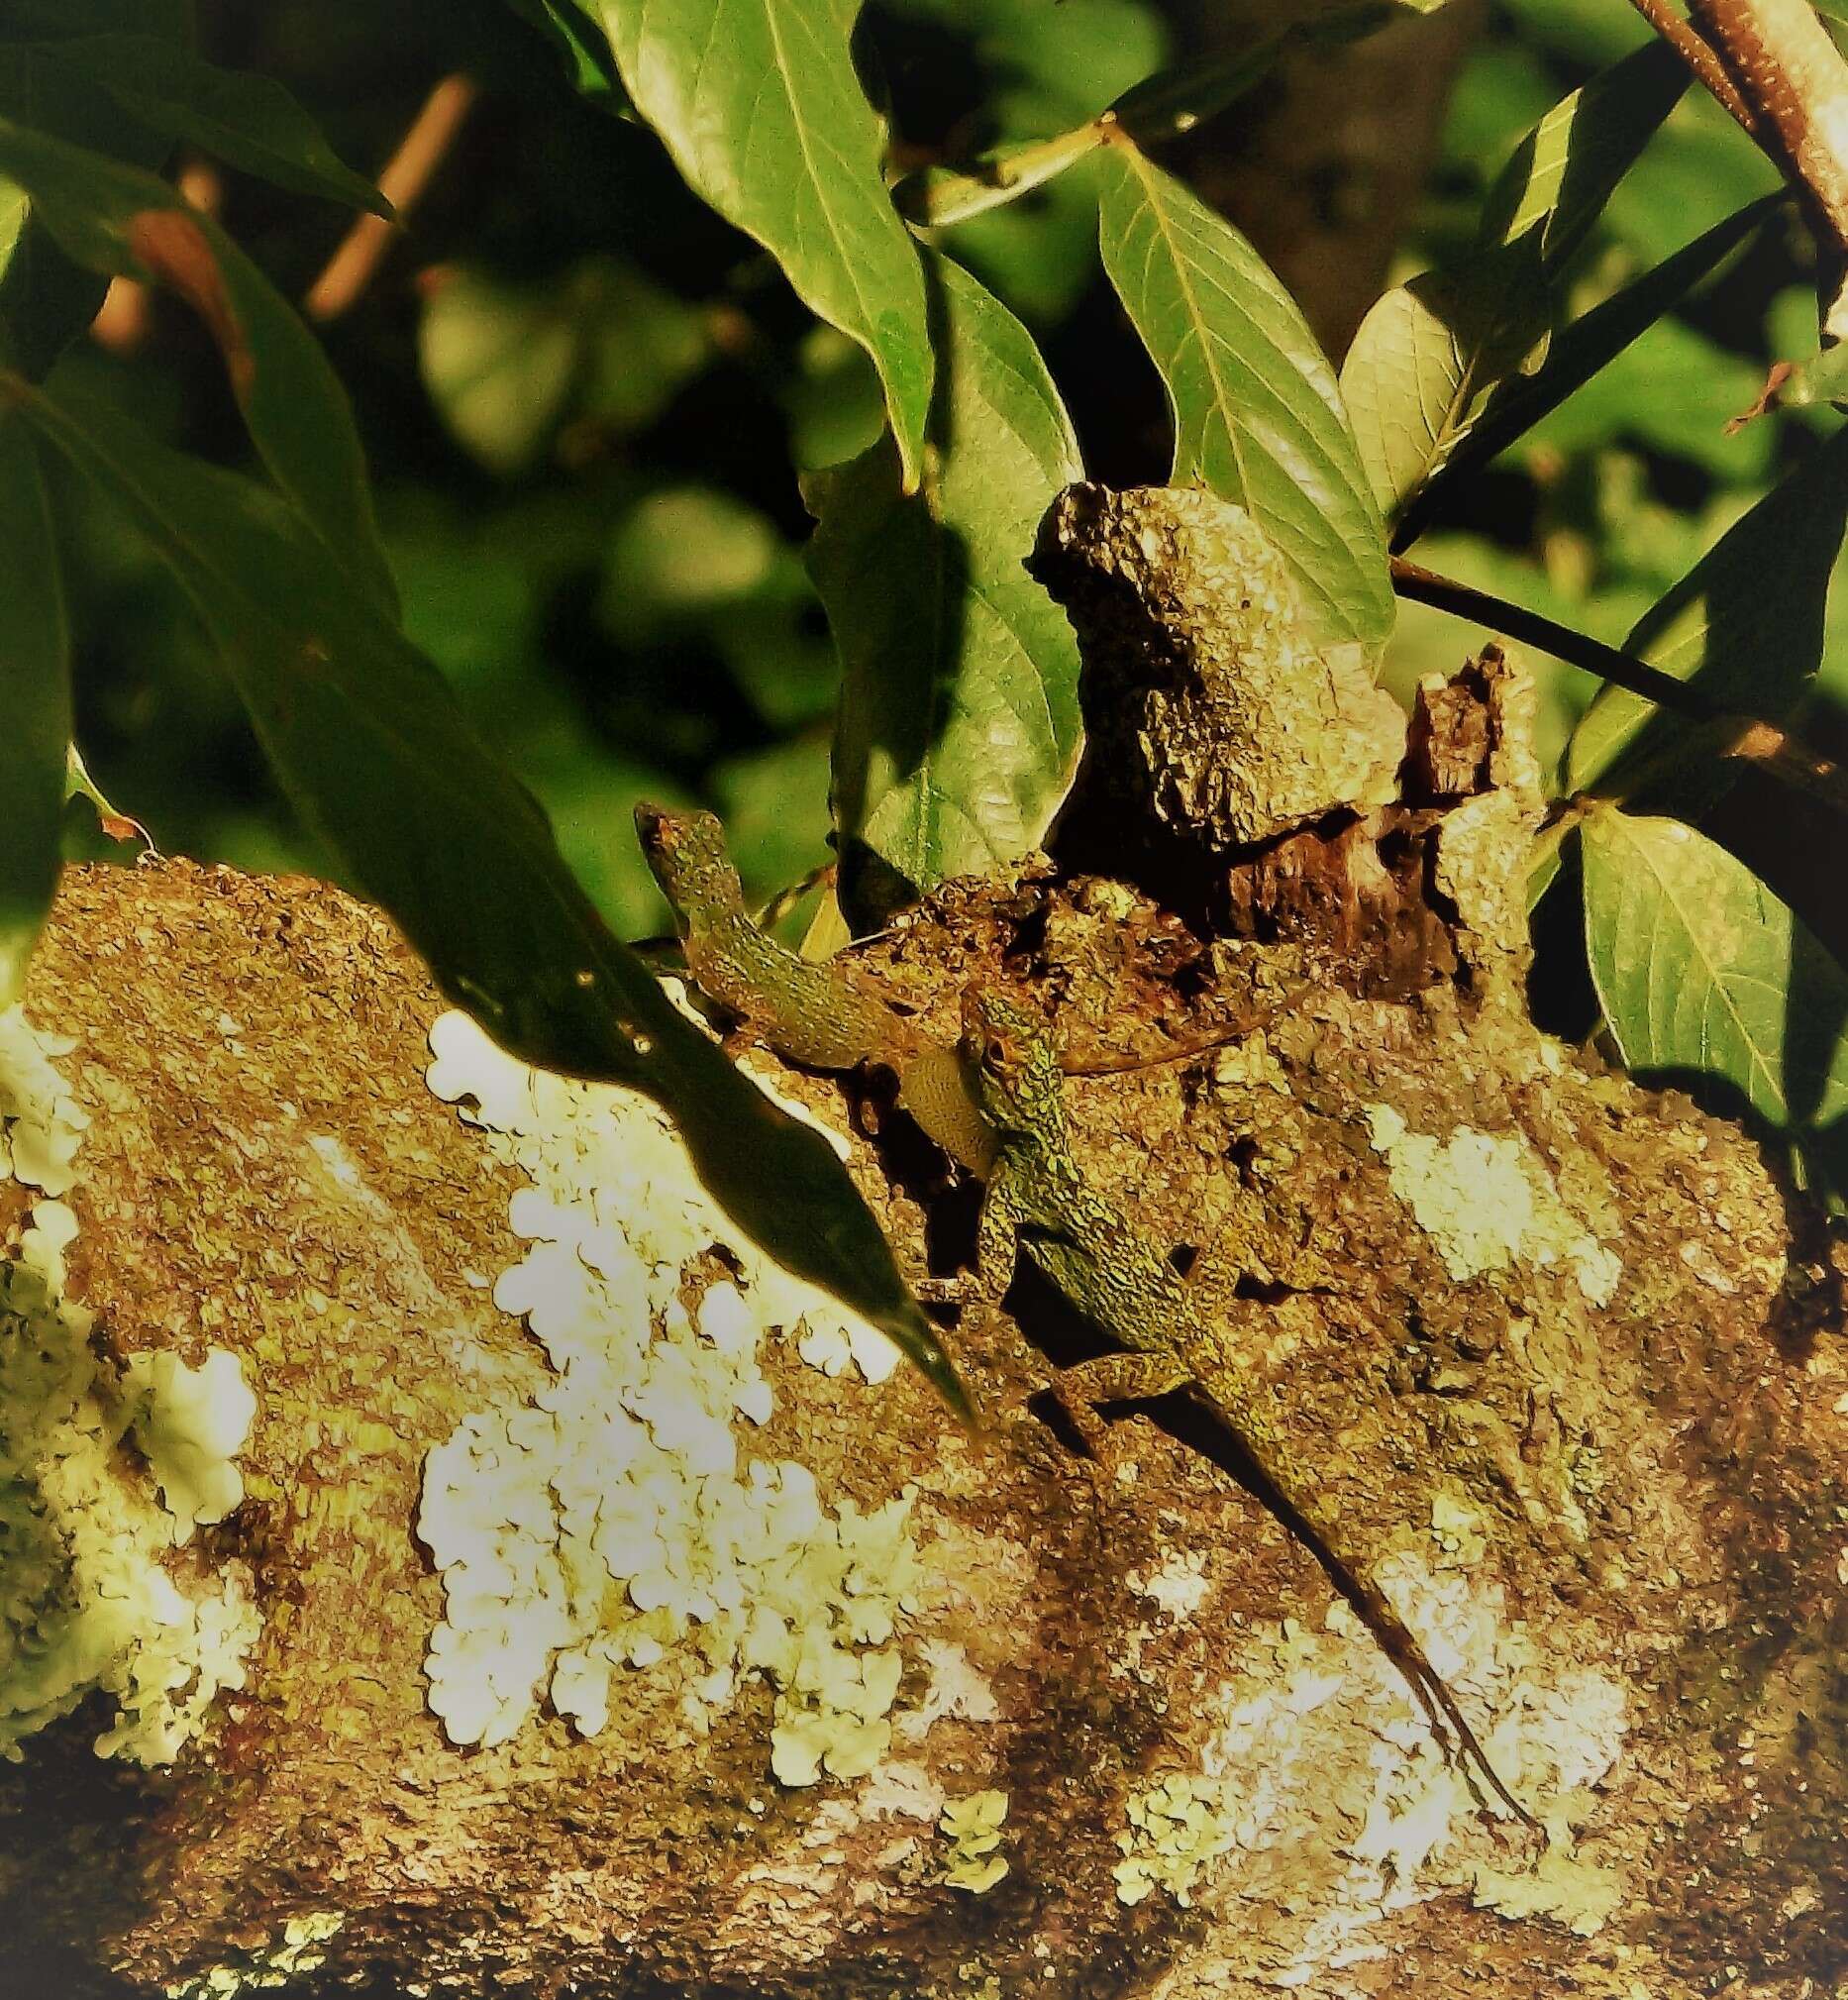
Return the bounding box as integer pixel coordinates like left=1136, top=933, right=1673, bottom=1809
left=1167, top=0, right=1487, bottom=362
left=0, top=793, right=1844, bottom=1996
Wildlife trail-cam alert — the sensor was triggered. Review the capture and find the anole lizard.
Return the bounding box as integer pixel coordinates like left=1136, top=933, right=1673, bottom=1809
left=638, top=802, right=1537, bottom=1830
left=635, top=802, right=995, bottom=1173
left=964, top=987, right=1537, bottom=1832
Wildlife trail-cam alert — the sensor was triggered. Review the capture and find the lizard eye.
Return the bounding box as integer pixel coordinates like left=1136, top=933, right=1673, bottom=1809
left=984, top=1036, right=1008, bottom=1067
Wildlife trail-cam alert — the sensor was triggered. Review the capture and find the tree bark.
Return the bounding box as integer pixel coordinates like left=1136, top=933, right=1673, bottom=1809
left=1, top=789, right=1843, bottom=1996
left=1166, top=0, right=1487, bottom=361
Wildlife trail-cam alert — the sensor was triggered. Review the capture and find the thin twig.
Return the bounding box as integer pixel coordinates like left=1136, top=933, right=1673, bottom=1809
left=1389, top=556, right=1848, bottom=816
left=1627, top=0, right=1761, bottom=136
left=305, top=74, right=478, bottom=322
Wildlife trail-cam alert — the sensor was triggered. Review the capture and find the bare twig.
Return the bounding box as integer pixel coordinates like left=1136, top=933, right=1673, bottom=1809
left=1626, top=0, right=1761, bottom=135
left=1389, top=557, right=1848, bottom=816
left=305, top=74, right=478, bottom=323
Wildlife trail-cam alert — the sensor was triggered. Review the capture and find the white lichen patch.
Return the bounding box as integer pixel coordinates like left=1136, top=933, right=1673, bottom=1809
left=1115, top=1768, right=1251, bottom=1907
left=163, top=1910, right=345, bottom=1998
left=0, top=1005, right=261, bottom=1764
left=121, top=1350, right=258, bottom=1544
left=1127, top=1547, right=1212, bottom=1623
left=420, top=1007, right=923, bottom=1778
left=1114, top=1552, right=1626, bottom=1951
left=1472, top=1843, right=1624, bottom=1937
left=1366, top=1106, right=1622, bottom=1304
left=939, top=1788, right=1009, bottom=1893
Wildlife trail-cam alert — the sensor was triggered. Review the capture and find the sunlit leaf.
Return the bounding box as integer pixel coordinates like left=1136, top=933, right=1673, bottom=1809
left=590, top=0, right=932, bottom=489
left=40, top=37, right=389, bottom=214
left=1095, top=140, right=1392, bottom=652
left=0, top=113, right=395, bottom=609
left=1392, top=195, right=1779, bottom=543
left=1343, top=39, right=1688, bottom=531
left=1583, top=806, right=1848, bottom=1207
left=806, top=253, right=1082, bottom=922
left=0, top=416, right=69, bottom=1005
left=1565, top=428, right=1848, bottom=799
left=13, top=372, right=971, bottom=1421
left=1476, top=39, right=1687, bottom=266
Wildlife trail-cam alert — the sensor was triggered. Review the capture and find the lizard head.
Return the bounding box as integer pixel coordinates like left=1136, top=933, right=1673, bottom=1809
left=634, top=802, right=748, bottom=931
left=960, top=987, right=1064, bottom=1138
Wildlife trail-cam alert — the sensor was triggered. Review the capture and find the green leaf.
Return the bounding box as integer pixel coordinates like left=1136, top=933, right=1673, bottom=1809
left=0, top=48, right=171, bottom=378
left=0, top=1, right=188, bottom=40
left=1391, top=196, right=1779, bottom=545
left=14, top=372, right=971, bottom=1421
left=1095, top=140, right=1393, bottom=652
left=590, top=0, right=932, bottom=490
left=0, top=114, right=395, bottom=610
left=1343, top=39, right=1689, bottom=532
left=1583, top=807, right=1848, bottom=1208
left=806, top=253, right=1083, bottom=922
left=40, top=37, right=390, bottom=215
left=894, top=128, right=1106, bottom=231
left=1476, top=39, right=1688, bottom=269
left=1565, top=429, right=1848, bottom=798
left=1342, top=243, right=1547, bottom=523
left=0, top=415, right=69, bottom=1005
left=501, top=0, right=626, bottom=100
left=419, top=259, right=708, bottom=475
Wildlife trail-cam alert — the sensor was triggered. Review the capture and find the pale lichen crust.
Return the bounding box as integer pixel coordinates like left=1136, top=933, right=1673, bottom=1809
left=0, top=1005, right=260, bottom=1764
left=1366, top=1105, right=1622, bottom=1305
left=939, top=1788, right=1010, bottom=1893
left=421, top=1003, right=924, bottom=1781
left=162, top=1910, right=344, bottom=1999
left=1110, top=1539, right=1630, bottom=1955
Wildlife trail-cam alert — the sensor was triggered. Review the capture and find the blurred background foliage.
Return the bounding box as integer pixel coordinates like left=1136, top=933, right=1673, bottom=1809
left=55, top=0, right=1847, bottom=956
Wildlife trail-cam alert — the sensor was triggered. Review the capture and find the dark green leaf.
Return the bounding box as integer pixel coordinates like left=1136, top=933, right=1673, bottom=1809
left=0, top=50, right=168, bottom=378
left=1344, top=40, right=1689, bottom=532
left=41, top=37, right=389, bottom=215
left=0, top=113, right=395, bottom=609
left=1476, top=39, right=1687, bottom=270
left=1565, top=429, right=1848, bottom=799
left=501, top=0, right=626, bottom=100
left=1583, top=807, right=1848, bottom=1208
left=0, top=414, right=68, bottom=1004
left=590, top=0, right=933, bottom=489
left=0, top=1, right=187, bottom=40
left=1109, top=38, right=1283, bottom=140
left=1095, top=141, right=1393, bottom=652
left=806, top=253, right=1083, bottom=921
left=14, top=373, right=971, bottom=1421
left=1392, top=196, right=1779, bottom=544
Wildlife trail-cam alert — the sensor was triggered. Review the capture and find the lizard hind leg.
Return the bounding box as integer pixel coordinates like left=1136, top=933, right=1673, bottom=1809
left=1050, top=1349, right=1196, bottom=1482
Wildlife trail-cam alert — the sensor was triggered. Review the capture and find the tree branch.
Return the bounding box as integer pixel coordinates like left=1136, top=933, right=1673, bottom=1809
left=1626, top=0, right=1762, bottom=135
left=1683, top=0, right=1848, bottom=337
